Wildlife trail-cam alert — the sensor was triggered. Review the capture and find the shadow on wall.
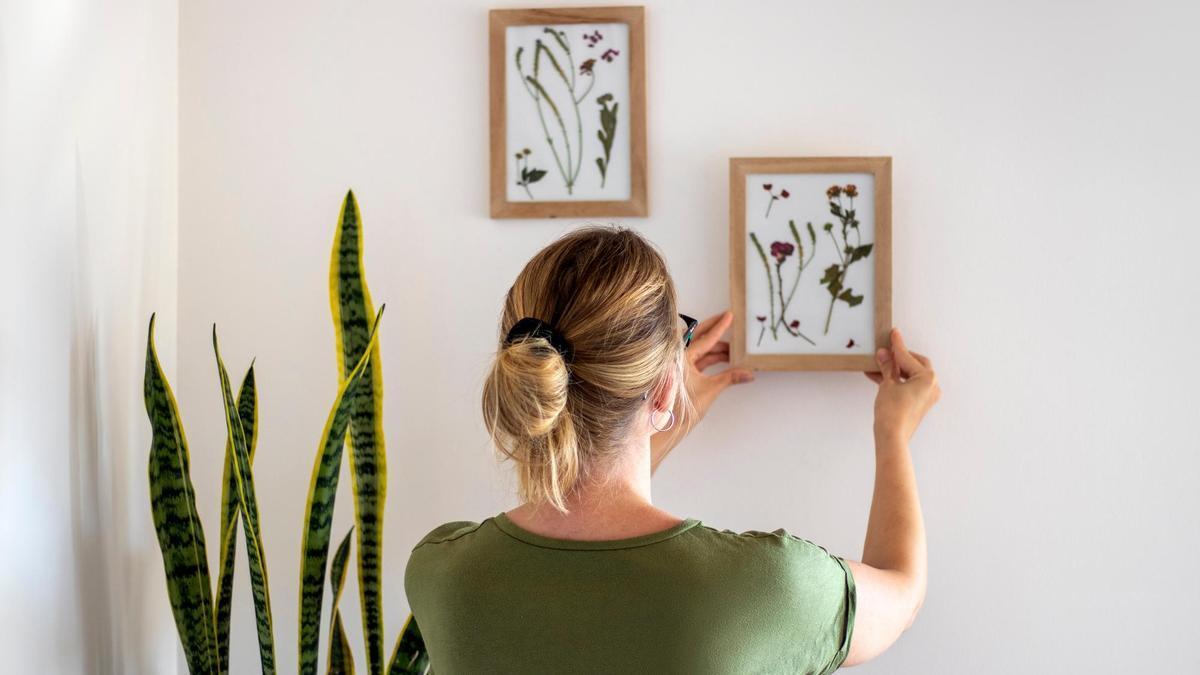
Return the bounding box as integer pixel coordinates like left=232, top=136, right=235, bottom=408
left=68, top=151, right=118, bottom=672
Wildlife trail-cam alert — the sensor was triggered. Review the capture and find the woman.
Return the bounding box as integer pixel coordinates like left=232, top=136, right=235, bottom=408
left=405, top=227, right=939, bottom=673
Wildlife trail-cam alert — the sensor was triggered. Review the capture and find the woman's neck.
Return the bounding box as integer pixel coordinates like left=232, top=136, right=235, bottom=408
left=504, top=437, right=684, bottom=540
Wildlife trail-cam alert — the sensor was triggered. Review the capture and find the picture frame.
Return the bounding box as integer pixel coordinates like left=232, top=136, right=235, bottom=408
left=730, top=157, right=892, bottom=371
left=488, top=6, right=647, bottom=219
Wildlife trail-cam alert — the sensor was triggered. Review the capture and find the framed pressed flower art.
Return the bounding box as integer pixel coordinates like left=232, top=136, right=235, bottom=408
left=489, top=6, right=647, bottom=218
left=729, top=157, right=892, bottom=371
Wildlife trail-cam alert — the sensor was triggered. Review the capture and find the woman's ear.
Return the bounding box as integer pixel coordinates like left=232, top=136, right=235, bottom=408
left=649, top=369, right=677, bottom=413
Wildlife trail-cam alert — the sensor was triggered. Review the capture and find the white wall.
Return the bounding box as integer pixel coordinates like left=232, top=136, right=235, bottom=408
left=179, top=1, right=1200, bottom=672
left=0, top=0, right=179, bottom=672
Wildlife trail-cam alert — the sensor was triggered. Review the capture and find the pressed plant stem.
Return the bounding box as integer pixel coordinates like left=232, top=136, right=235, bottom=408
left=772, top=224, right=817, bottom=345
left=782, top=231, right=808, bottom=311
left=773, top=263, right=816, bottom=345
left=780, top=320, right=817, bottom=345
left=548, top=31, right=586, bottom=183
left=516, top=67, right=570, bottom=189
left=756, top=324, right=766, bottom=347
left=526, top=75, right=573, bottom=193
left=515, top=157, right=534, bottom=199
left=765, top=196, right=777, bottom=218
left=824, top=288, right=840, bottom=335
left=749, top=233, right=778, bottom=340
left=535, top=39, right=582, bottom=193
left=574, top=73, right=596, bottom=105
left=821, top=195, right=869, bottom=335
left=516, top=48, right=571, bottom=186
left=823, top=224, right=845, bottom=335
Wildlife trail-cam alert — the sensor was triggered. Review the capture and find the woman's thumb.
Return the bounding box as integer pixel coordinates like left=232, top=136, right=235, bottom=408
left=876, top=348, right=895, bottom=381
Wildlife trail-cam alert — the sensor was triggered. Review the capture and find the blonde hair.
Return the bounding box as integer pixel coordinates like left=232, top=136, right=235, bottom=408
left=482, top=226, right=689, bottom=513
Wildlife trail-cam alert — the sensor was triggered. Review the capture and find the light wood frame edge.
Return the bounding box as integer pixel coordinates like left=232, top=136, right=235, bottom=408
left=488, top=6, right=648, bottom=219
left=730, top=156, right=892, bottom=371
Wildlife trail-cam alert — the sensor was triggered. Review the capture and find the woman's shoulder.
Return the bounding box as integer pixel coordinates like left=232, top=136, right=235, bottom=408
left=411, top=519, right=488, bottom=550
left=694, top=523, right=832, bottom=549
left=689, top=523, right=848, bottom=569
left=404, top=519, right=494, bottom=595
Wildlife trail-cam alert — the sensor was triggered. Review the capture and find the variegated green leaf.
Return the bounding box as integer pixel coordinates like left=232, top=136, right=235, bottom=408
left=213, top=328, right=276, bottom=673
left=330, top=189, right=388, bottom=674
left=299, top=306, right=385, bottom=675
left=215, top=362, right=258, bottom=674
left=386, top=616, right=430, bottom=675
left=144, top=314, right=220, bottom=675
left=327, top=528, right=355, bottom=675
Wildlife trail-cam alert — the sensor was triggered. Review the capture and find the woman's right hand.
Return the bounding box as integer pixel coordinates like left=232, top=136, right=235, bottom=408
left=867, top=328, right=940, bottom=443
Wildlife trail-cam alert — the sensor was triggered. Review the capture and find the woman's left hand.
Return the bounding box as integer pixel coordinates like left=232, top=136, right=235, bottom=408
left=651, top=311, right=754, bottom=471
left=684, top=311, right=755, bottom=422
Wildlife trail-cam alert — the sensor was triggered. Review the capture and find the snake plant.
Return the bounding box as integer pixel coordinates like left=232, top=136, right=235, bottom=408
left=145, top=191, right=430, bottom=674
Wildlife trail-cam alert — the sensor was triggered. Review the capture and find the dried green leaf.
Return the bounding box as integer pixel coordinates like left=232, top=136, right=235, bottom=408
left=838, top=288, right=864, bottom=306
left=821, top=264, right=844, bottom=296
left=850, top=244, right=874, bottom=263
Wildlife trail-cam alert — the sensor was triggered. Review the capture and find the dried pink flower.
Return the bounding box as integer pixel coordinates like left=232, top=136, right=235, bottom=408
left=770, top=241, right=795, bottom=264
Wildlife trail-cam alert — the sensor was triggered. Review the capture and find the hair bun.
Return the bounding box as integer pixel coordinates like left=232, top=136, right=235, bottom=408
left=489, top=336, right=570, bottom=438
left=484, top=336, right=581, bottom=509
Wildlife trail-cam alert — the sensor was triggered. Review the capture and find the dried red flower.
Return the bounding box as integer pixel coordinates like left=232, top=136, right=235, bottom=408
left=780, top=189, right=790, bottom=198
left=756, top=315, right=766, bottom=322
left=770, top=241, right=795, bottom=264
left=790, top=320, right=800, bottom=329
left=826, top=185, right=842, bottom=199
left=844, top=184, right=858, bottom=198
left=846, top=339, right=856, bottom=348
left=763, top=183, right=773, bottom=191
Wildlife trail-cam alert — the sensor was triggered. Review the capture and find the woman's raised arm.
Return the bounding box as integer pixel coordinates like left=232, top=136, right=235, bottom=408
left=844, top=329, right=940, bottom=666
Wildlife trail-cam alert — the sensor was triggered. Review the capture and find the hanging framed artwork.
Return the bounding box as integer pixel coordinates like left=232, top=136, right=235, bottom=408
left=489, top=6, right=647, bottom=219
left=730, top=157, right=892, bottom=371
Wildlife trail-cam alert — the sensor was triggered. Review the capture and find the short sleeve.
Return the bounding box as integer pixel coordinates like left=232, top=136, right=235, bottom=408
left=825, top=556, right=856, bottom=673
left=775, top=532, right=857, bottom=674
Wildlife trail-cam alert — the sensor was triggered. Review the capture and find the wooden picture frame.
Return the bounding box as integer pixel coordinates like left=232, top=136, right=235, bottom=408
left=730, top=157, right=892, bottom=371
left=489, top=6, right=647, bottom=219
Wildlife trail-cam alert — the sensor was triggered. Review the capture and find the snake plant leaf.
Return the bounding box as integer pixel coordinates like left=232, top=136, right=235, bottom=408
left=385, top=616, right=431, bottom=675
left=299, top=306, right=385, bottom=675
left=329, top=190, right=388, bottom=674
left=144, top=314, right=220, bottom=675
left=213, top=328, right=277, bottom=674
left=214, top=362, right=259, bottom=673
left=327, top=528, right=356, bottom=675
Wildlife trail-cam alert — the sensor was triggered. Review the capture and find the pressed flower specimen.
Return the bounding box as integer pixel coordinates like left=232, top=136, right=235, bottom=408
left=514, top=28, right=599, bottom=195
left=818, top=184, right=874, bottom=334
left=513, top=148, right=546, bottom=199
left=595, top=93, right=618, bottom=187
left=762, top=183, right=790, bottom=218
left=749, top=219, right=818, bottom=346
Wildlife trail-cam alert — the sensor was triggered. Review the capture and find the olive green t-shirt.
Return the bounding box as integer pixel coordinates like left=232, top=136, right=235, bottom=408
left=404, top=513, right=856, bottom=674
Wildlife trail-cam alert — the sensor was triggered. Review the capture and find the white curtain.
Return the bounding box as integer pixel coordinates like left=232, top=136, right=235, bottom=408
left=0, top=0, right=180, bottom=671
